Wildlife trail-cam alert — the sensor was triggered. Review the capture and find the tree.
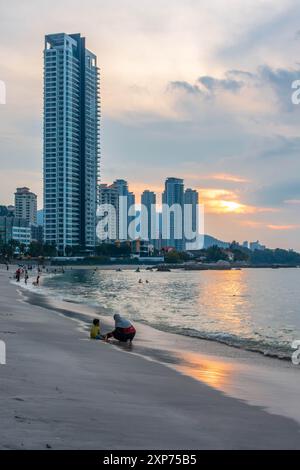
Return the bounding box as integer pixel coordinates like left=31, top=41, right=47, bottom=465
left=205, top=245, right=229, bottom=263
left=28, top=241, right=44, bottom=257
left=43, top=243, right=57, bottom=257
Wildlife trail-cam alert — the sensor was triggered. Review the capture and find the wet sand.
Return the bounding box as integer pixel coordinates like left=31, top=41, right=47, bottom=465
left=1, top=269, right=300, bottom=449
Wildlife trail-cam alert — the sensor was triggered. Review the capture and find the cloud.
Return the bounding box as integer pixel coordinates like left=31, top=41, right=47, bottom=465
left=285, top=199, right=300, bottom=205
left=198, top=75, right=244, bottom=92
left=251, top=179, right=300, bottom=207
left=168, top=81, right=201, bottom=95
left=200, top=188, right=275, bottom=215
left=209, top=173, right=250, bottom=183
left=267, top=224, right=300, bottom=230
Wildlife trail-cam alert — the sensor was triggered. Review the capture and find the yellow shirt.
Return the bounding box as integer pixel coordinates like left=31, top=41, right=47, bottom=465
left=90, top=324, right=100, bottom=339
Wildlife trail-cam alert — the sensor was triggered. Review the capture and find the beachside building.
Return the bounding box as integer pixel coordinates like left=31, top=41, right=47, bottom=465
left=43, top=33, right=100, bottom=255
left=249, top=240, right=266, bottom=251
left=0, top=216, right=31, bottom=247
left=14, top=187, right=37, bottom=225
left=162, top=177, right=185, bottom=251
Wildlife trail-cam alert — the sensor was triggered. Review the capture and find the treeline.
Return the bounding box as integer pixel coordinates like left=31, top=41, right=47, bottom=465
left=0, top=240, right=57, bottom=260
left=166, top=244, right=300, bottom=265
left=249, top=248, right=300, bottom=265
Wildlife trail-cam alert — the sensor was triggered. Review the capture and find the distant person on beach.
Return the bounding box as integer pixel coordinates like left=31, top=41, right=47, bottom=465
left=15, top=268, right=20, bottom=282
left=24, top=271, right=29, bottom=285
left=90, top=318, right=101, bottom=340
left=33, top=275, right=40, bottom=287
left=105, top=314, right=136, bottom=344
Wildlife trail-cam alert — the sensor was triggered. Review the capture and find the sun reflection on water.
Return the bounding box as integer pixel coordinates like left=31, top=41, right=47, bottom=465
left=174, top=352, right=237, bottom=390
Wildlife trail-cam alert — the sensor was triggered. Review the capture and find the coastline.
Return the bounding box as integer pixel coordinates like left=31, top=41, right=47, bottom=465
left=1, top=270, right=300, bottom=449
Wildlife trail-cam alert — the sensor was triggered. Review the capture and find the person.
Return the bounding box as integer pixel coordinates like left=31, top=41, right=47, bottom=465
left=15, top=268, right=21, bottom=282
left=24, top=271, right=29, bottom=285
left=105, top=314, right=136, bottom=343
left=90, top=318, right=101, bottom=340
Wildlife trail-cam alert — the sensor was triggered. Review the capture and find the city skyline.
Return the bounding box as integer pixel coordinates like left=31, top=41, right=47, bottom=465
left=1, top=1, right=300, bottom=249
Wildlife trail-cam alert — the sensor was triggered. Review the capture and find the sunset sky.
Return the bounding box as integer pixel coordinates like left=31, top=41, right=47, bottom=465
left=1, top=0, right=300, bottom=249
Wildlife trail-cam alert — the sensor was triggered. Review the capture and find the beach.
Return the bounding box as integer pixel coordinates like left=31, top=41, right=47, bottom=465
left=1, top=268, right=300, bottom=449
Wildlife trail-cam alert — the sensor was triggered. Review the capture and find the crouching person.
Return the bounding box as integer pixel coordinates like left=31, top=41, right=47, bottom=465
left=105, top=314, right=136, bottom=344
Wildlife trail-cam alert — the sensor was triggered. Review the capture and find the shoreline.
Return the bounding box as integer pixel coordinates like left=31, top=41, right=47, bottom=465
left=20, top=278, right=300, bottom=425
left=18, top=264, right=297, bottom=361
left=1, top=270, right=300, bottom=449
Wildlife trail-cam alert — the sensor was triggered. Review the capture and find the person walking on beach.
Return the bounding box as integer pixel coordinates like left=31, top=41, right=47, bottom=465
left=24, top=271, right=29, bottom=285
left=15, top=268, right=21, bottom=282
left=105, top=314, right=136, bottom=344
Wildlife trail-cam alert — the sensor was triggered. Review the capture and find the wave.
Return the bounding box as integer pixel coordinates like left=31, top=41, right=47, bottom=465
left=140, top=322, right=293, bottom=361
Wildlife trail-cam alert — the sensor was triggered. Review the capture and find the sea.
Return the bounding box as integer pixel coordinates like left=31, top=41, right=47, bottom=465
left=38, top=267, right=300, bottom=359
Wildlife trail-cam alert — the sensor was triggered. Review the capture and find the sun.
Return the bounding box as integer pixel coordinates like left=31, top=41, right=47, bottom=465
left=218, top=200, right=245, bottom=213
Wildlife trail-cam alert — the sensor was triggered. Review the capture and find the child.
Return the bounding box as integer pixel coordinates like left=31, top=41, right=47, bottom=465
left=90, top=318, right=101, bottom=340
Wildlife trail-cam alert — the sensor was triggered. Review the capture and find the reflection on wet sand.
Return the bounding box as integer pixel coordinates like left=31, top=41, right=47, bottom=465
left=174, top=352, right=237, bottom=389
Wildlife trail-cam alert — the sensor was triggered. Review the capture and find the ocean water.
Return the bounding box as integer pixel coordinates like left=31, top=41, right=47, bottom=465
left=41, top=267, right=300, bottom=359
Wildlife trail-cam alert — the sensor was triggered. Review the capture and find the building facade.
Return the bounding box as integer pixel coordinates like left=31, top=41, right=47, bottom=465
left=44, top=33, right=100, bottom=254
left=141, top=190, right=156, bottom=245
left=0, top=217, right=31, bottom=247
left=162, top=177, right=185, bottom=251
left=97, top=180, right=136, bottom=242
left=98, top=184, right=119, bottom=242
left=184, top=188, right=199, bottom=248
left=14, top=187, right=37, bottom=225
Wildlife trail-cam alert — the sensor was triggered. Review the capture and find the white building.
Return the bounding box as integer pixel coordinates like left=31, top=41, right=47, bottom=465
left=44, top=33, right=100, bottom=254
left=12, top=225, right=31, bottom=247
left=14, top=187, right=37, bottom=225
left=249, top=240, right=266, bottom=251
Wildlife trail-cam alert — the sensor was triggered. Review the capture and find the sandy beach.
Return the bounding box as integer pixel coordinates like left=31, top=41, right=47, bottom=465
left=1, top=268, right=300, bottom=449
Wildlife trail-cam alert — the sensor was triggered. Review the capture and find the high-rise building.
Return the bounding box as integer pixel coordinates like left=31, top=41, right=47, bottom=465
left=43, top=33, right=100, bottom=254
left=162, top=177, right=185, bottom=251
left=112, top=180, right=135, bottom=240
left=184, top=188, right=199, bottom=247
left=98, top=184, right=119, bottom=241
left=141, top=190, right=156, bottom=244
left=98, top=180, right=136, bottom=242
left=14, top=187, right=37, bottom=225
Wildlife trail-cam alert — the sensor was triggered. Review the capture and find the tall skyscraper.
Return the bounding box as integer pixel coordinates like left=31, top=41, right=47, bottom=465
left=43, top=33, right=100, bottom=254
left=112, top=180, right=135, bottom=240
left=98, top=180, right=136, bottom=242
left=162, top=177, right=185, bottom=251
left=141, top=190, right=156, bottom=244
left=184, top=188, right=199, bottom=247
left=14, top=187, right=37, bottom=225
left=98, top=184, right=119, bottom=241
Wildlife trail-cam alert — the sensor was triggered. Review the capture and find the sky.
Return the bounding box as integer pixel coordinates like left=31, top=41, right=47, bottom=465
left=1, top=0, right=300, bottom=249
